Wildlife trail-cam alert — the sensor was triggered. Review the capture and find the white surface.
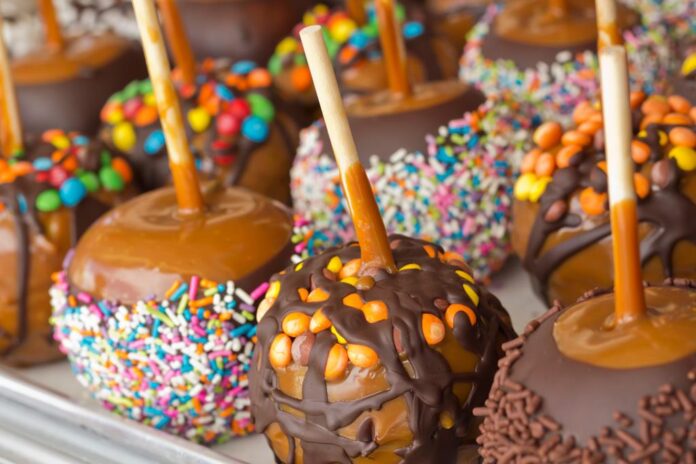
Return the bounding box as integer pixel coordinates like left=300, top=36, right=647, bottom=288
left=21, top=258, right=546, bottom=464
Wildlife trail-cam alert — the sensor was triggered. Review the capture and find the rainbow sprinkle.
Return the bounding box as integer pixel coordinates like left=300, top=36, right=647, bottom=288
left=50, top=267, right=264, bottom=444
left=291, top=95, right=540, bottom=281
left=459, top=4, right=674, bottom=125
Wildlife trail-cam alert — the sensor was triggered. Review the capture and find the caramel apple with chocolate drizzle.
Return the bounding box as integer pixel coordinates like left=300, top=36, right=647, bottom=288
left=476, top=44, right=696, bottom=463
left=249, top=24, right=515, bottom=464
left=12, top=0, right=146, bottom=135
left=0, top=16, right=135, bottom=367
left=99, top=0, right=296, bottom=203
left=55, top=0, right=292, bottom=441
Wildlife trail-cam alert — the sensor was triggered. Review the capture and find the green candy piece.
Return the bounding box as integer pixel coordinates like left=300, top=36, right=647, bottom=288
left=36, top=189, right=61, bottom=212
left=122, top=81, right=141, bottom=100
left=99, top=167, right=125, bottom=192
left=138, top=79, right=153, bottom=94
left=78, top=171, right=100, bottom=193
left=108, top=91, right=125, bottom=105
left=267, top=54, right=282, bottom=76
left=395, top=4, right=406, bottom=22
left=100, top=149, right=112, bottom=166
left=294, top=53, right=307, bottom=66
left=247, top=93, right=275, bottom=122
left=363, top=22, right=379, bottom=38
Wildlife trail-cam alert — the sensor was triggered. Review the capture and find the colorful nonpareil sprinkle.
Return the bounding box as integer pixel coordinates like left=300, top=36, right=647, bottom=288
left=100, top=58, right=276, bottom=170
left=0, top=130, right=131, bottom=213
left=459, top=4, right=673, bottom=125
left=50, top=269, right=264, bottom=444
left=291, top=95, right=540, bottom=281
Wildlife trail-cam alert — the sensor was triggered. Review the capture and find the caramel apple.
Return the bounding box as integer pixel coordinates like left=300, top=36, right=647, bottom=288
left=511, top=91, right=696, bottom=306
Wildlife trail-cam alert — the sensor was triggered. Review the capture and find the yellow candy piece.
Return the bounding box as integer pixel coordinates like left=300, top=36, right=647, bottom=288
left=669, top=146, right=696, bottom=171
left=294, top=262, right=304, bottom=271
left=340, top=276, right=359, bottom=286
left=266, top=280, right=281, bottom=299
left=329, top=18, right=357, bottom=43
left=313, top=4, right=329, bottom=15
left=113, top=121, right=136, bottom=152
left=144, top=93, right=156, bottom=107
left=456, top=270, right=475, bottom=283
left=681, top=53, right=696, bottom=77
left=104, top=107, right=125, bottom=125
left=463, top=284, right=479, bottom=307
left=331, top=325, right=347, bottom=344
left=658, top=131, right=668, bottom=147
left=529, top=176, right=552, bottom=203
left=399, top=263, right=422, bottom=271
left=276, top=36, right=298, bottom=55
left=52, top=135, right=71, bottom=150
left=514, top=173, right=537, bottom=202
left=326, top=256, right=343, bottom=274
left=188, top=107, right=211, bottom=133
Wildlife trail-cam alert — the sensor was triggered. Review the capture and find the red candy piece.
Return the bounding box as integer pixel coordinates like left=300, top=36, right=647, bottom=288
left=228, top=99, right=251, bottom=119
left=49, top=166, right=69, bottom=187
left=123, top=97, right=143, bottom=119
left=216, top=113, right=241, bottom=136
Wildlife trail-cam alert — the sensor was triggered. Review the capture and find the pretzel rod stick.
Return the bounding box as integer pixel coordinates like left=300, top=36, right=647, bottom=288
left=0, top=17, right=23, bottom=155
left=38, top=0, right=65, bottom=51
left=596, top=0, right=623, bottom=50
left=300, top=25, right=396, bottom=273
left=132, top=0, right=204, bottom=214
left=156, top=0, right=197, bottom=84
left=374, top=0, right=412, bottom=97
left=599, top=45, right=646, bottom=324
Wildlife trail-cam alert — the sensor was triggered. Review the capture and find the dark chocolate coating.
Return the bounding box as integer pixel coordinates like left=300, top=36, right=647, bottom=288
left=476, top=281, right=696, bottom=462
left=16, top=41, right=147, bottom=136
left=250, top=235, right=516, bottom=463
left=175, top=0, right=305, bottom=62
left=318, top=86, right=486, bottom=164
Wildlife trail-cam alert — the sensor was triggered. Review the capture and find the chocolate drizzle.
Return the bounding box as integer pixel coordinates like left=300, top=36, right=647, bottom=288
left=522, top=122, right=696, bottom=303
left=475, top=281, right=696, bottom=463
left=250, top=235, right=515, bottom=463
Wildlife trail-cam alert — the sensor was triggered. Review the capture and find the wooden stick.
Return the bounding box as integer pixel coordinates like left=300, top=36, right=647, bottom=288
left=155, top=0, right=196, bottom=85
left=346, top=0, right=367, bottom=25
left=374, top=0, right=411, bottom=97
left=0, top=17, right=23, bottom=155
left=595, top=0, right=622, bottom=50
left=599, top=45, right=646, bottom=324
left=37, top=0, right=64, bottom=51
left=300, top=25, right=396, bottom=273
left=132, top=0, right=203, bottom=214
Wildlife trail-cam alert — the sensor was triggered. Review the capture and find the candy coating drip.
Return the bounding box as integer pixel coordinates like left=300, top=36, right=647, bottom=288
left=250, top=236, right=515, bottom=463
left=69, top=184, right=293, bottom=304
left=554, top=286, right=696, bottom=369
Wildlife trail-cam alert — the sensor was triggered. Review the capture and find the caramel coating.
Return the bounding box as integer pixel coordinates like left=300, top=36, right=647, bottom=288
left=69, top=184, right=293, bottom=304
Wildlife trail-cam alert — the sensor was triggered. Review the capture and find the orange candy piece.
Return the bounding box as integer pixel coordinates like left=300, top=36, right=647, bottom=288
left=562, top=130, right=592, bottom=147
left=667, top=95, right=691, bottom=114
left=307, top=287, right=329, bottom=302
left=111, top=157, right=133, bottom=183
left=662, top=113, right=693, bottom=126
left=346, top=344, right=379, bottom=368
left=634, top=173, right=651, bottom=199
left=572, top=101, right=595, bottom=125
left=290, top=66, right=312, bottom=92
left=134, top=105, right=159, bottom=126
left=297, top=287, right=309, bottom=301
left=669, top=127, right=696, bottom=149
left=641, top=95, right=670, bottom=116
left=310, top=309, right=332, bottom=333
left=339, top=259, right=362, bottom=279
left=631, top=140, right=651, bottom=164
left=534, top=152, right=555, bottom=177
left=269, top=333, right=292, bottom=369
left=361, top=300, right=389, bottom=323
left=579, top=187, right=607, bottom=216
left=282, top=312, right=311, bottom=337
left=640, top=113, right=662, bottom=130
left=247, top=68, right=272, bottom=88
left=533, top=122, right=563, bottom=150
left=521, top=149, right=541, bottom=174
left=556, top=145, right=582, bottom=169
left=445, top=304, right=476, bottom=328
left=421, top=314, right=445, bottom=345
left=343, top=293, right=364, bottom=309
left=423, top=245, right=437, bottom=258
left=324, top=344, right=349, bottom=381
left=629, top=91, right=646, bottom=110
left=577, top=120, right=602, bottom=136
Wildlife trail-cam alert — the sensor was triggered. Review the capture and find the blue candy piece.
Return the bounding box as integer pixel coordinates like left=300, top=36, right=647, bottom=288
left=231, top=60, right=257, bottom=75
left=32, top=157, right=53, bottom=171
left=59, top=177, right=88, bottom=207
left=17, top=193, right=27, bottom=214
left=216, top=83, right=235, bottom=101
left=402, top=21, right=424, bottom=39
left=242, top=116, right=269, bottom=142
left=348, top=30, right=369, bottom=49
left=73, top=135, right=89, bottom=146
left=144, top=130, right=166, bottom=155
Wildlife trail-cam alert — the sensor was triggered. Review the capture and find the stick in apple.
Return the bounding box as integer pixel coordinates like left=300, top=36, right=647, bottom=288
left=155, top=0, right=197, bottom=85
left=374, top=0, right=411, bottom=98
left=595, top=0, right=622, bottom=50
left=0, top=17, right=23, bottom=155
